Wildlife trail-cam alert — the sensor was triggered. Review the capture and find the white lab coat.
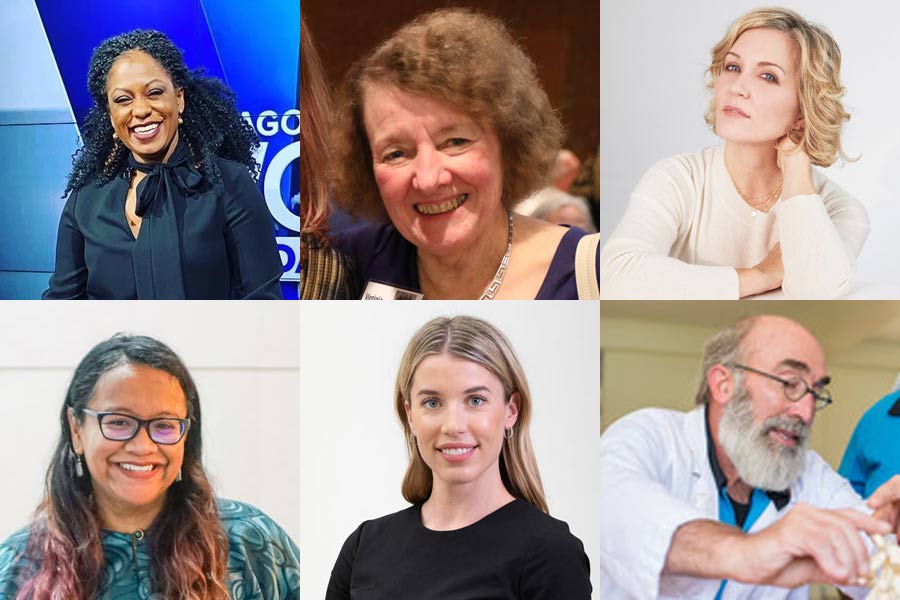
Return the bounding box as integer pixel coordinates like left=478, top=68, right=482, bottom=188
left=599, top=406, right=869, bottom=599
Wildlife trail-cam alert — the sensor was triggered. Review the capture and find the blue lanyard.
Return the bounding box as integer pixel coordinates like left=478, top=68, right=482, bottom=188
left=714, top=488, right=771, bottom=600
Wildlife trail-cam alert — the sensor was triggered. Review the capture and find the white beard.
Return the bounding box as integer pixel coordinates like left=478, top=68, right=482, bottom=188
left=717, top=383, right=809, bottom=491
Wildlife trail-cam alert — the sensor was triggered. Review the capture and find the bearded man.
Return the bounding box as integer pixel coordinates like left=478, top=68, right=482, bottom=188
left=599, top=315, right=900, bottom=599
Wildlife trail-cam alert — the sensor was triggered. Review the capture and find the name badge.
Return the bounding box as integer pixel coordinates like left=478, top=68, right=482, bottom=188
left=361, top=281, right=424, bottom=300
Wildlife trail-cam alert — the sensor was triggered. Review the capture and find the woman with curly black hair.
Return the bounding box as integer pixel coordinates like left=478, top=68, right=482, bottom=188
left=43, top=29, right=283, bottom=299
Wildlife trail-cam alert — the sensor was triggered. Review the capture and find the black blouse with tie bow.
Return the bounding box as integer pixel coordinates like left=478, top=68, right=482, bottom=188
left=43, top=140, right=283, bottom=299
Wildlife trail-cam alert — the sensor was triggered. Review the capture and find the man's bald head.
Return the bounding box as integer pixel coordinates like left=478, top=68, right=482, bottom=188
left=694, top=315, right=823, bottom=405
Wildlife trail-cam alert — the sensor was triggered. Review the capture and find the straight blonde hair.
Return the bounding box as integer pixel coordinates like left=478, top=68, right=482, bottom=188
left=394, top=316, right=548, bottom=513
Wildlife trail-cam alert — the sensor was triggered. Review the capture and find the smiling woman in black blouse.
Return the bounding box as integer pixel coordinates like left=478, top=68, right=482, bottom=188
left=326, top=316, right=591, bottom=599
left=43, top=30, right=283, bottom=300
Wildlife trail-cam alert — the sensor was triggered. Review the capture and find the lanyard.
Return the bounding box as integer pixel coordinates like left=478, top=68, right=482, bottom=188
left=714, top=488, right=771, bottom=600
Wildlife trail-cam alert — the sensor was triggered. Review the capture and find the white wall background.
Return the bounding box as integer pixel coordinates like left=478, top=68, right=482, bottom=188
left=600, top=1, right=900, bottom=287
left=300, top=302, right=601, bottom=598
left=0, top=302, right=299, bottom=545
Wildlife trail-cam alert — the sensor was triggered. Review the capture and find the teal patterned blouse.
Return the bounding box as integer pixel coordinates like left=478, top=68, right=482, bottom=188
left=0, top=499, right=299, bottom=599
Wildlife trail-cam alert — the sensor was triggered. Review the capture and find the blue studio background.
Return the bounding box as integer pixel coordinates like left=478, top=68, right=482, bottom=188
left=0, top=0, right=300, bottom=299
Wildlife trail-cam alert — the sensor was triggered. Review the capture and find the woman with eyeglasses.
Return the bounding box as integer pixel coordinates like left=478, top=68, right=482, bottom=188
left=0, top=334, right=299, bottom=600
left=325, top=316, right=591, bottom=599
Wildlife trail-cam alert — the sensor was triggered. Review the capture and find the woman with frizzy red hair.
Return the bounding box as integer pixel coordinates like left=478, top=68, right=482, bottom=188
left=330, top=9, right=600, bottom=300
left=601, top=7, right=870, bottom=300
left=300, top=13, right=358, bottom=300
left=0, top=334, right=299, bottom=599
left=326, top=316, right=591, bottom=599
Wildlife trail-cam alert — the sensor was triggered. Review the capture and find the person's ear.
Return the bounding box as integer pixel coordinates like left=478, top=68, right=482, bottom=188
left=506, top=392, right=520, bottom=429
left=707, top=365, right=735, bottom=406
left=68, top=408, right=85, bottom=454
left=404, top=401, right=414, bottom=438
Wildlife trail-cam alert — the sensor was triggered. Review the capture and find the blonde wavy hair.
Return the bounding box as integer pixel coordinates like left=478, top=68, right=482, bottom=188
left=704, top=7, right=850, bottom=167
left=394, top=316, right=548, bottom=513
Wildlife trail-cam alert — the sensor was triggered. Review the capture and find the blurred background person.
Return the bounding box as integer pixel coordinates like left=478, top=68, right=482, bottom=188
left=839, top=375, right=900, bottom=498
left=299, top=14, right=357, bottom=300
left=516, top=187, right=596, bottom=232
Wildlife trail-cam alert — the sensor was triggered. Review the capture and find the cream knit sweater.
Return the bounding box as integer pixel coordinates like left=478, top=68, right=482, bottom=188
left=600, top=146, right=870, bottom=299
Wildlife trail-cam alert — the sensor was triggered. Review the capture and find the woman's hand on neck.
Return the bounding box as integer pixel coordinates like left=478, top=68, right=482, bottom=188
left=416, top=209, right=510, bottom=300
left=775, top=135, right=815, bottom=200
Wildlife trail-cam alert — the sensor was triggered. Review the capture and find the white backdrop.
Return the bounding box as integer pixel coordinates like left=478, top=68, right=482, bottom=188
left=600, top=0, right=900, bottom=289
left=0, top=302, right=299, bottom=545
left=300, top=302, right=601, bottom=598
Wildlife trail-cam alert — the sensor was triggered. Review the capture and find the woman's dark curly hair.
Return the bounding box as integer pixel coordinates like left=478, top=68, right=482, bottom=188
left=65, top=29, right=259, bottom=195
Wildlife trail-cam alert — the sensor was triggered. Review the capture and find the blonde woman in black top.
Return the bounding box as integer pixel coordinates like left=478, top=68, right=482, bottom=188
left=326, top=316, right=591, bottom=599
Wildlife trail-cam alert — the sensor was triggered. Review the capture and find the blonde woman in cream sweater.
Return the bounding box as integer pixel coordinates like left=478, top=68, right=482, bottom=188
left=600, top=8, right=869, bottom=299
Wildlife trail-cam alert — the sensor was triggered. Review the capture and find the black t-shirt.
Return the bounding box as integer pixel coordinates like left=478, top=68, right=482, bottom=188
left=326, top=499, right=592, bottom=600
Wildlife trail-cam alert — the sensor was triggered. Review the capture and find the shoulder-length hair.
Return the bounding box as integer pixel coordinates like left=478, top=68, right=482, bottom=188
left=331, top=8, right=563, bottom=222
left=393, top=316, right=548, bottom=513
left=300, top=14, right=332, bottom=241
left=66, top=29, right=259, bottom=195
left=704, top=7, right=850, bottom=167
left=16, top=334, right=229, bottom=600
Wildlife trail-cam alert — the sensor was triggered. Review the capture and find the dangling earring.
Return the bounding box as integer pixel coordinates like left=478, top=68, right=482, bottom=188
left=176, top=469, right=182, bottom=482
left=178, top=115, right=183, bottom=125
left=504, top=427, right=514, bottom=440
left=112, top=131, right=118, bottom=140
left=75, top=453, right=84, bottom=478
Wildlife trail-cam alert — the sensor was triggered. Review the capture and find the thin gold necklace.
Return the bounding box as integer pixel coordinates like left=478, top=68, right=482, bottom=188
left=726, top=164, right=782, bottom=209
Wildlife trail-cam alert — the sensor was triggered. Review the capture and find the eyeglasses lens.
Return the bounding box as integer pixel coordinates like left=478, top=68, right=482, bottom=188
left=784, top=378, right=807, bottom=401
left=149, top=420, right=184, bottom=444
left=100, top=415, right=138, bottom=440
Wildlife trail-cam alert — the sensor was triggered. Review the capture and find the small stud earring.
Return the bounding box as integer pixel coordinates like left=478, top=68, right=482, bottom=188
left=112, top=132, right=118, bottom=141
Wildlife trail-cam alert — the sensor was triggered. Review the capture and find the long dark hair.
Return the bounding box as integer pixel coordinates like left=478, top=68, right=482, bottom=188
left=17, top=334, right=229, bottom=600
left=65, top=29, right=259, bottom=195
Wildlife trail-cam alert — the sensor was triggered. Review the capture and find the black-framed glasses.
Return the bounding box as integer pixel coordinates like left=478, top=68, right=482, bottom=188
left=725, top=363, right=833, bottom=411
left=81, top=409, right=191, bottom=444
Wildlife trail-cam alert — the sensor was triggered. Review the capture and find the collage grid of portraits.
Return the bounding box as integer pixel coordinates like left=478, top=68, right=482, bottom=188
left=5, top=0, right=900, bottom=599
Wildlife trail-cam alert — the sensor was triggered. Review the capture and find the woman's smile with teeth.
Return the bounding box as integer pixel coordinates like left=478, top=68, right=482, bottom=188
left=132, top=123, right=159, bottom=134
left=415, top=193, right=468, bottom=215
left=439, top=446, right=475, bottom=455
left=119, top=463, right=157, bottom=472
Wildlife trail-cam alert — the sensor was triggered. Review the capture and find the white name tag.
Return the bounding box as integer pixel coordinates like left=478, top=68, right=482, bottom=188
left=361, top=281, right=424, bottom=300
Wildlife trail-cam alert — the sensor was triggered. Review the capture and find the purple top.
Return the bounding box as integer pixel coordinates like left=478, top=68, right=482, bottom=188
left=333, top=223, right=598, bottom=299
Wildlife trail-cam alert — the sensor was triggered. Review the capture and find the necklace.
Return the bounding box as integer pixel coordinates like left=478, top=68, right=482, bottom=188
left=480, top=211, right=514, bottom=300
left=726, top=165, right=782, bottom=210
